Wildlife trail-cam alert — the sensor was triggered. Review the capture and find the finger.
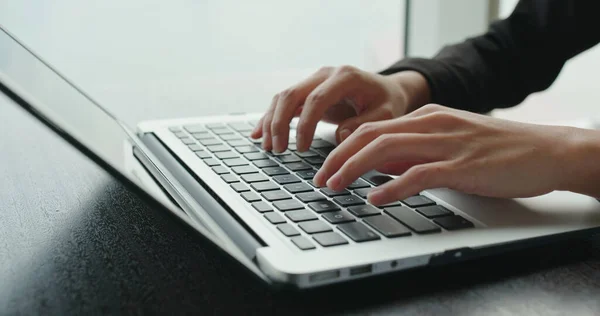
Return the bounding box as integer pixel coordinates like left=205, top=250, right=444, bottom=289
left=375, top=160, right=423, bottom=175
left=313, top=116, right=434, bottom=186
left=335, top=105, right=394, bottom=143
left=271, top=68, right=333, bottom=153
left=296, top=66, right=363, bottom=152
left=250, top=115, right=265, bottom=139
left=260, top=94, right=279, bottom=151
left=367, top=162, right=454, bottom=205
left=325, top=134, right=450, bottom=191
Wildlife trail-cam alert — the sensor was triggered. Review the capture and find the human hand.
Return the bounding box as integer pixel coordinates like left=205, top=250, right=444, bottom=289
left=313, top=104, right=600, bottom=205
left=250, top=66, right=430, bottom=153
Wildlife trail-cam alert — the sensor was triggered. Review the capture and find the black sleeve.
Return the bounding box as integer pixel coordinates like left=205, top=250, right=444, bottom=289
left=380, top=0, right=600, bottom=114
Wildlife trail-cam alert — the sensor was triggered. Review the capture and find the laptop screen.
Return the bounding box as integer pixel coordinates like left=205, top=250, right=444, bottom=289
left=0, top=26, right=220, bottom=242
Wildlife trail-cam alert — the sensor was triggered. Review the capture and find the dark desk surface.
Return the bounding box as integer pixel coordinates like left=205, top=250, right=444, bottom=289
left=3, top=102, right=600, bottom=316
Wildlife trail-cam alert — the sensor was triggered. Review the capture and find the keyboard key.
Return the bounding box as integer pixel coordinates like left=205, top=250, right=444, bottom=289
left=180, top=138, right=196, bottom=145
left=215, top=151, right=239, bottom=159
left=263, top=167, right=290, bottom=176
left=207, top=145, right=230, bottom=153
left=252, top=201, right=273, bottom=213
left=322, top=211, right=355, bottom=224
left=193, top=132, right=214, bottom=140
left=384, top=206, right=441, bottom=234
left=308, top=201, right=340, bottom=213
left=296, top=170, right=317, bottom=180
left=231, top=165, right=258, bottom=175
left=262, top=190, right=292, bottom=201
left=376, top=201, right=402, bottom=209
left=313, top=232, right=348, bottom=247
left=347, top=205, right=380, bottom=217
left=228, top=122, right=254, bottom=132
left=333, top=195, right=365, bottom=207
left=288, top=144, right=298, bottom=151
left=244, top=152, right=269, bottom=160
left=277, top=223, right=300, bottom=237
left=241, top=192, right=261, bottom=202
left=270, top=150, right=292, bottom=156
left=173, top=131, right=187, bottom=139
left=305, top=156, right=325, bottom=165
left=362, top=170, right=393, bottom=186
left=240, top=131, right=253, bottom=137
left=285, top=162, right=312, bottom=171
left=195, top=151, right=212, bottom=159
left=433, top=215, right=474, bottom=230
left=276, top=155, right=302, bottom=163
left=299, top=220, right=332, bottom=234
left=220, top=174, right=238, bottom=183
left=308, top=180, right=325, bottom=188
left=403, top=195, right=436, bottom=207
left=264, top=212, right=286, bottom=224
left=310, top=139, right=333, bottom=149
left=315, top=147, right=335, bottom=157
left=250, top=181, right=279, bottom=192
left=283, top=183, right=313, bottom=194
left=212, top=166, right=229, bottom=174
left=184, top=124, right=206, bottom=133
left=363, top=215, right=411, bottom=237
left=417, top=205, right=453, bottom=218
left=295, top=150, right=319, bottom=158
left=230, top=183, right=250, bottom=192
left=337, top=222, right=380, bottom=242
left=320, top=188, right=350, bottom=197
left=223, top=158, right=248, bottom=167
left=241, top=173, right=268, bottom=183
left=286, top=209, right=318, bottom=222
left=296, top=191, right=327, bottom=203
left=206, top=123, right=224, bottom=129
left=273, top=200, right=304, bottom=211
left=212, top=127, right=233, bottom=135
left=188, top=144, right=203, bottom=151
left=291, top=236, right=316, bottom=250
left=199, top=138, right=222, bottom=146
left=253, top=159, right=278, bottom=168
left=353, top=187, right=371, bottom=199
left=203, top=158, right=220, bottom=167
left=348, top=179, right=370, bottom=189
left=227, top=139, right=251, bottom=147
left=235, top=145, right=259, bottom=153
left=219, top=134, right=241, bottom=141
left=273, top=174, right=301, bottom=184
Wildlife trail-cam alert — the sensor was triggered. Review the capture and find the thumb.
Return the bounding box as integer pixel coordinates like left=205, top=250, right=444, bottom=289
left=335, top=106, right=394, bottom=143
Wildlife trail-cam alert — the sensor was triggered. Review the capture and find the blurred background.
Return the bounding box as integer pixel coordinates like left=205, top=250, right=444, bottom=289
left=0, top=0, right=598, bottom=126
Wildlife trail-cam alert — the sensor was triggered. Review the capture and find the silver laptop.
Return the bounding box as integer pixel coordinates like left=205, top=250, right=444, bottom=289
left=2, top=25, right=600, bottom=290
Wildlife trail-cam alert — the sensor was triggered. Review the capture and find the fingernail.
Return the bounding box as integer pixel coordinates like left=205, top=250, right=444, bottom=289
left=327, top=174, right=342, bottom=190
left=339, top=129, right=351, bottom=142
left=273, top=135, right=283, bottom=153
left=368, top=189, right=384, bottom=204
left=296, top=133, right=305, bottom=151
left=313, top=171, right=324, bottom=186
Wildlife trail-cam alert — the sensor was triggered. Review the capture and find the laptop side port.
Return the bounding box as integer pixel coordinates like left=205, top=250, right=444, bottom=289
left=349, top=264, right=372, bottom=276
left=309, top=270, right=340, bottom=283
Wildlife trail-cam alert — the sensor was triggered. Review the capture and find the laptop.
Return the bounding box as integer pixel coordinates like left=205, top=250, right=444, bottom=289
left=2, top=25, right=600, bottom=290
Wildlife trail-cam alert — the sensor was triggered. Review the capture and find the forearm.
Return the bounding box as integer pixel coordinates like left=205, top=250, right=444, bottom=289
left=560, top=128, right=600, bottom=199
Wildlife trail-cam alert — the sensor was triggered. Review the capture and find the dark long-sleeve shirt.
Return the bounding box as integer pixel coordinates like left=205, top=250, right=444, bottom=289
left=380, top=0, right=600, bottom=114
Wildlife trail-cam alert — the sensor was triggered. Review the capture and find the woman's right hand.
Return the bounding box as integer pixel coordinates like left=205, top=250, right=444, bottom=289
left=250, top=66, right=431, bottom=153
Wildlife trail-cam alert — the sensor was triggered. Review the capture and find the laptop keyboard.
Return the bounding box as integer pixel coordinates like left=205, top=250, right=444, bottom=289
left=168, top=121, right=474, bottom=250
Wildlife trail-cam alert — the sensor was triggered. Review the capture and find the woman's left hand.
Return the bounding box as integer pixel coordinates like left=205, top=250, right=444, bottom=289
left=313, top=104, right=600, bottom=205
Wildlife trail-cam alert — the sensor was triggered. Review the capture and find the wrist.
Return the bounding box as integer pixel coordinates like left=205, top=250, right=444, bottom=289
left=387, top=71, right=431, bottom=114
left=559, top=127, right=600, bottom=199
